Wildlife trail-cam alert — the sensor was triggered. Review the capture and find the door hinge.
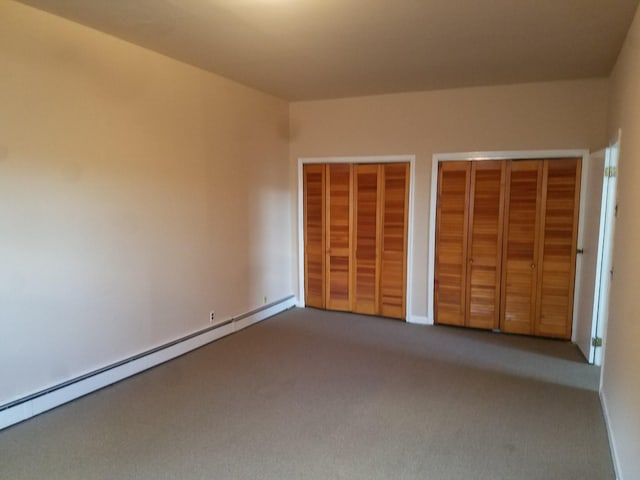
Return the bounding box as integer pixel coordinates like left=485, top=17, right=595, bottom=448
left=592, top=337, right=603, bottom=347
left=604, top=166, right=618, bottom=177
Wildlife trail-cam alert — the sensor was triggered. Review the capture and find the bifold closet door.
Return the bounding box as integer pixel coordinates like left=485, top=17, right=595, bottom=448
left=379, top=163, right=410, bottom=319
left=436, top=158, right=581, bottom=339
left=353, top=164, right=381, bottom=315
left=535, top=159, right=581, bottom=339
left=434, top=162, right=471, bottom=326
left=303, top=164, right=325, bottom=308
left=325, top=163, right=353, bottom=311
left=500, top=161, right=543, bottom=335
left=435, top=160, right=505, bottom=329
left=465, top=161, right=505, bottom=330
left=501, top=159, right=581, bottom=339
left=303, top=162, right=409, bottom=319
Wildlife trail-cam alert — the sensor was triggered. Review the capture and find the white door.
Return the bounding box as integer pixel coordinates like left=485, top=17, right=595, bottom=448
left=574, top=150, right=605, bottom=362
left=593, top=139, right=619, bottom=366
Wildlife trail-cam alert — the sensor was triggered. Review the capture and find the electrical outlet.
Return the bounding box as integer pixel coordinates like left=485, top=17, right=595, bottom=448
left=210, top=311, right=215, bottom=323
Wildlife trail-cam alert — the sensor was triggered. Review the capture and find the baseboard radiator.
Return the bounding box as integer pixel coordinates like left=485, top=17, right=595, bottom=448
left=0, top=295, right=297, bottom=431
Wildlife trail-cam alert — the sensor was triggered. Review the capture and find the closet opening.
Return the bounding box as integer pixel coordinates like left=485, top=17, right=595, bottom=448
left=429, top=150, right=590, bottom=342
left=297, top=156, right=416, bottom=321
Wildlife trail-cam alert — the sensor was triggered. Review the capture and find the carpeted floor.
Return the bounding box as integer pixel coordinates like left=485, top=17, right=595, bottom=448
left=0, top=308, right=613, bottom=479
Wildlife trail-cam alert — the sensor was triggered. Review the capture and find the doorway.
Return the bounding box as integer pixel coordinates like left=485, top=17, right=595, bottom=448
left=428, top=150, right=589, bottom=334
left=574, top=137, right=620, bottom=365
left=433, top=157, right=582, bottom=339
left=297, top=155, right=416, bottom=321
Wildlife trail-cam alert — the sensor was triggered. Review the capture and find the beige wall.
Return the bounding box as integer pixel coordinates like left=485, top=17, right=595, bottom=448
left=603, top=5, right=640, bottom=479
left=290, top=80, right=609, bottom=319
left=2, top=7, right=630, bottom=470
left=0, top=1, right=292, bottom=405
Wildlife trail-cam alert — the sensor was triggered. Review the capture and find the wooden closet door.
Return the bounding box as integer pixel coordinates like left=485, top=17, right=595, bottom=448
left=380, top=163, right=409, bottom=319
left=535, top=159, right=581, bottom=339
left=435, top=162, right=470, bottom=326
left=353, top=164, right=382, bottom=315
left=466, top=161, right=505, bottom=329
left=501, top=160, right=543, bottom=335
left=303, top=164, right=325, bottom=308
left=325, top=163, right=353, bottom=311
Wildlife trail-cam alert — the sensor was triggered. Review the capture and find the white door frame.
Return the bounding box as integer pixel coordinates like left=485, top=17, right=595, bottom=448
left=574, top=148, right=606, bottom=362
left=428, top=149, right=589, bottom=333
left=595, top=132, right=621, bottom=368
left=297, top=155, right=417, bottom=322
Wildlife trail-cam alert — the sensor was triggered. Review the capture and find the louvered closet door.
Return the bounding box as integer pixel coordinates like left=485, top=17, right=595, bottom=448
left=535, top=159, right=581, bottom=339
left=303, top=164, right=325, bottom=308
left=501, top=160, right=543, bottom=335
left=380, top=163, right=410, bottom=319
left=353, top=164, right=381, bottom=315
left=325, top=163, right=353, bottom=311
left=466, top=161, right=505, bottom=330
left=435, top=162, right=470, bottom=326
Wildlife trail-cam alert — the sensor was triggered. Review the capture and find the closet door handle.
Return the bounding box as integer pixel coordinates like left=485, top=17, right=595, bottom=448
left=531, top=263, right=536, bottom=269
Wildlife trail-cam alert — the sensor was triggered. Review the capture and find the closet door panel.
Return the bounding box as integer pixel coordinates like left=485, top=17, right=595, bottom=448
left=501, top=160, right=543, bottom=335
left=353, top=164, right=381, bottom=315
left=466, top=161, right=505, bottom=330
left=380, top=163, right=409, bottom=319
left=535, top=159, right=581, bottom=339
left=326, top=163, right=353, bottom=311
left=303, top=164, right=325, bottom=308
left=435, top=162, right=470, bottom=326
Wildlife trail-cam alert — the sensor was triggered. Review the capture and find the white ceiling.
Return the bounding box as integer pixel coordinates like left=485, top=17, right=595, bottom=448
left=16, top=0, right=640, bottom=100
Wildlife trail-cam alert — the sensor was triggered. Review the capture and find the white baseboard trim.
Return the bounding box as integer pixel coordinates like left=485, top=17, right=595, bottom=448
left=600, top=389, right=623, bottom=480
left=407, top=315, right=430, bottom=325
left=0, top=295, right=296, bottom=431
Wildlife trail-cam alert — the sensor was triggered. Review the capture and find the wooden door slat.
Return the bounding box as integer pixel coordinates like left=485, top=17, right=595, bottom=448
left=466, top=160, right=505, bottom=330
left=535, top=158, right=581, bottom=339
left=380, top=163, right=409, bottom=319
left=435, top=162, right=470, bottom=326
left=303, top=164, right=325, bottom=308
left=353, top=164, right=381, bottom=315
left=500, top=160, right=543, bottom=335
left=326, top=163, right=353, bottom=311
